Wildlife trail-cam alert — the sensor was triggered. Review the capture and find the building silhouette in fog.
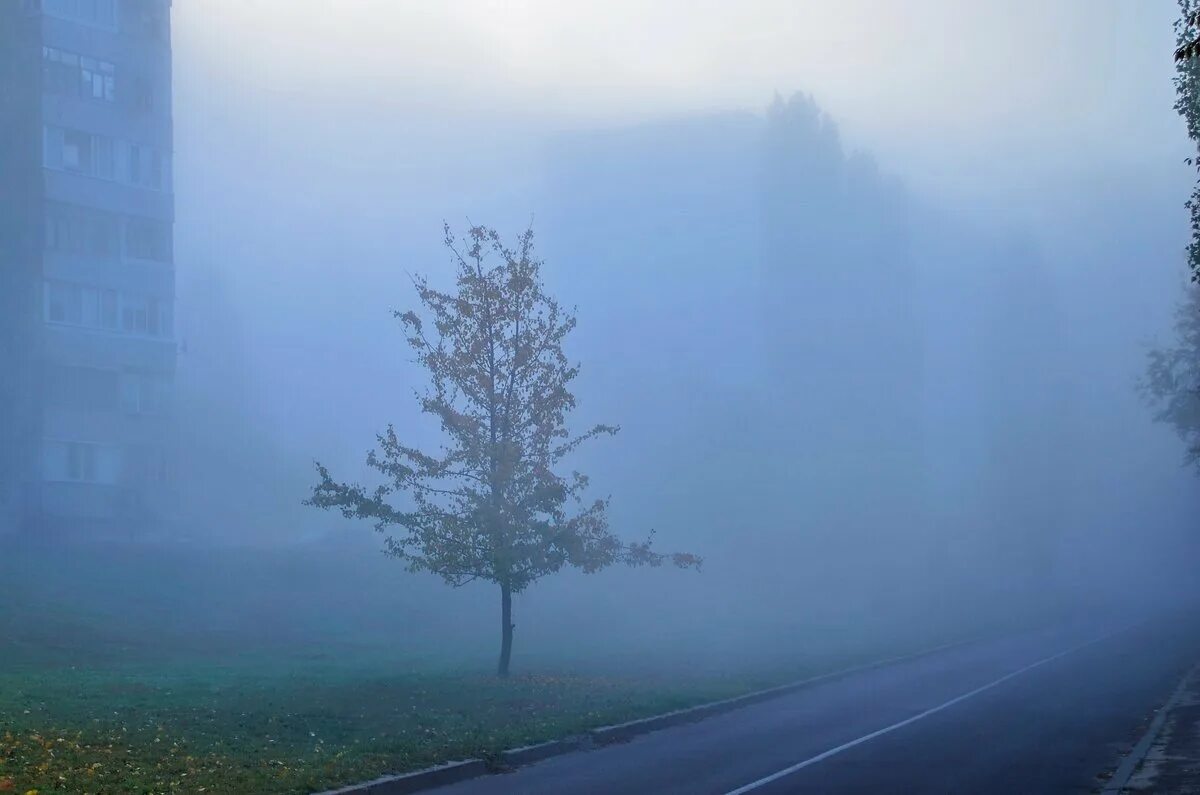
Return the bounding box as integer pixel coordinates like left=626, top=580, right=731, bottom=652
left=0, top=0, right=175, bottom=537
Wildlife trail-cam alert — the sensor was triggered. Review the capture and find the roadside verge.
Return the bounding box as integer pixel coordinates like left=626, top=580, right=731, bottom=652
left=313, top=637, right=974, bottom=795
left=1102, top=663, right=1200, bottom=794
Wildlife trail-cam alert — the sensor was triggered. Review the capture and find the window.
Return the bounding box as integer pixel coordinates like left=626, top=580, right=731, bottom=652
left=147, top=299, right=161, bottom=335
left=120, top=373, right=169, bottom=415
left=42, top=0, right=118, bottom=30
left=44, top=126, right=116, bottom=180
left=79, top=56, right=115, bottom=101
left=126, top=142, right=162, bottom=189
left=41, top=441, right=119, bottom=484
left=46, top=281, right=135, bottom=333
left=93, top=288, right=117, bottom=328
left=62, top=129, right=89, bottom=172
left=94, top=135, right=114, bottom=178
left=67, top=442, right=95, bottom=480
left=99, top=289, right=118, bottom=328
left=42, top=46, right=77, bottom=95
left=127, top=445, right=171, bottom=484
left=45, top=205, right=171, bottom=262
left=134, top=77, right=154, bottom=111
left=89, top=212, right=118, bottom=255
left=46, top=365, right=120, bottom=411
left=124, top=216, right=171, bottom=261
left=45, top=209, right=85, bottom=254
left=44, top=202, right=119, bottom=257
left=47, top=281, right=82, bottom=324
left=119, top=294, right=171, bottom=338
left=43, top=46, right=115, bottom=102
left=59, top=442, right=119, bottom=483
left=43, top=126, right=64, bottom=170
left=80, top=286, right=118, bottom=329
left=121, top=302, right=147, bottom=334
left=45, top=127, right=161, bottom=189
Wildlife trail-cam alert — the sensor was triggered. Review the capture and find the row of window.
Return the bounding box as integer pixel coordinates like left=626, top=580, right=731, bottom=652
left=43, top=46, right=115, bottom=103
left=43, top=45, right=157, bottom=111
left=45, top=364, right=171, bottom=416
left=43, top=125, right=170, bottom=191
left=33, top=0, right=170, bottom=40
left=45, top=280, right=173, bottom=339
left=40, top=0, right=118, bottom=30
left=44, top=440, right=121, bottom=483
left=42, top=440, right=171, bottom=485
left=45, top=202, right=172, bottom=262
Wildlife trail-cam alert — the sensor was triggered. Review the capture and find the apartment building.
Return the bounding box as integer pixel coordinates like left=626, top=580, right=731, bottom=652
left=0, top=0, right=176, bottom=537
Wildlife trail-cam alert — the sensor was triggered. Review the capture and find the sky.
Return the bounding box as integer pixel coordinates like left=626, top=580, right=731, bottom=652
left=175, top=1, right=1187, bottom=210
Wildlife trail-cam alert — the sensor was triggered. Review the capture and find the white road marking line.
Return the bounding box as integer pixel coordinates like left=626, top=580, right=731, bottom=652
left=723, top=628, right=1128, bottom=795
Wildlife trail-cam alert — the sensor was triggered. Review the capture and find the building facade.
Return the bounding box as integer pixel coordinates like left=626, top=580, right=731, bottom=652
left=1, top=0, right=175, bottom=538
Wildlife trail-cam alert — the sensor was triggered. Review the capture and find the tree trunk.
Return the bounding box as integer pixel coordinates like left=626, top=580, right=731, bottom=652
left=497, top=581, right=514, bottom=678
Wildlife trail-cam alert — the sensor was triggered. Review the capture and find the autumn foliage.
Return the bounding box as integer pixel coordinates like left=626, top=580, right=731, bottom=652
left=308, top=224, right=699, bottom=675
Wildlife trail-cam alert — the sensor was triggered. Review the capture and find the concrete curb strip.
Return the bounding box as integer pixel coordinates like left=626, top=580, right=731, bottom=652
left=499, top=737, right=586, bottom=766
left=313, top=638, right=972, bottom=794
left=1101, top=664, right=1199, bottom=795
left=315, top=760, right=487, bottom=794
left=588, top=639, right=966, bottom=745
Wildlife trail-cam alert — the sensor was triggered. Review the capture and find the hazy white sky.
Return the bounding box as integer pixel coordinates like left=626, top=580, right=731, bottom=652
left=176, top=1, right=1185, bottom=172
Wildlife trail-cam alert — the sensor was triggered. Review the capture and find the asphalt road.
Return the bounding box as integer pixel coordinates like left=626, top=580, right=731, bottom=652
left=434, top=611, right=1200, bottom=794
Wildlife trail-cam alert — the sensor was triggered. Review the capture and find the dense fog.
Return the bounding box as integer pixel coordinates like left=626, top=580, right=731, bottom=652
left=12, top=1, right=1198, bottom=677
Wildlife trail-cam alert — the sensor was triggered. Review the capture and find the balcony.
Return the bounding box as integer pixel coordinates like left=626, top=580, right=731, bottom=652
left=43, top=167, right=173, bottom=221
left=43, top=250, right=175, bottom=296
left=41, top=91, right=171, bottom=149
left=42, top=405, right=172, bottom=448
left=41, top=323, right=176, bottom=373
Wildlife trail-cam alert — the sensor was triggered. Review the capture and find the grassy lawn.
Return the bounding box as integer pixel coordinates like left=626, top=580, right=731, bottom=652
left=0, top=655, right=767, bottom=794
left=0, top=596, right=948, bottom=795
left=0, top=543, right=1008, bottom=795
left=0, top=573, right=792, bottom=795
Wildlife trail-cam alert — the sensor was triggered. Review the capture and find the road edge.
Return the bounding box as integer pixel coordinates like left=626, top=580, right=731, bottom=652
left=1101, top=663, right=1199, bottom=794
left=311, top=636, right=976, bottom=795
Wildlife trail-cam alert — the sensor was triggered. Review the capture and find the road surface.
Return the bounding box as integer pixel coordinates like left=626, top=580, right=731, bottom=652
left=434, top=611, right=1200, bottom=794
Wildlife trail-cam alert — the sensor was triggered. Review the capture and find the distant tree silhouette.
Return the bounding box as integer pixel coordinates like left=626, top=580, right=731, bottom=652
left=1143, top=285, right=1200, bottom=473
left=758, top=92, right=925, bottom=575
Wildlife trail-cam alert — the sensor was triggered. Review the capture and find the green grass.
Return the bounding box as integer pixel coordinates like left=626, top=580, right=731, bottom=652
left=0, top=585, right=784, bottom=795
left=0, top=602, right=1000, bottom=794
left=0, top=543, right=1011, bottom=795
left=0, top=651, right=775, bottom=794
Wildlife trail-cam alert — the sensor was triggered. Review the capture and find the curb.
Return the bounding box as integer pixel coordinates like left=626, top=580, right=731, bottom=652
left=315, top=760, right=487, bottom=795
left=499, top=736, right=588, bottom=766
left=587, top=639, right=968, bottom=746
left=313, top=637, right=974, bottom=795
left=1101, top=663, right=1199, bottom=795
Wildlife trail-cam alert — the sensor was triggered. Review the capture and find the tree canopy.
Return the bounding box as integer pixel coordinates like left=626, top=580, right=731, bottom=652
left=1175, top=1, right=1200, bottom=282
left=1143, top=285, right=1200, bottom=472
left=308, top=224, right=699, bottom=675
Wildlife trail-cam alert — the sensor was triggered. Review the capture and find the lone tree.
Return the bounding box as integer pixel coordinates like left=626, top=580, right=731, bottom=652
left=308, top=224, right=700, bottom=677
